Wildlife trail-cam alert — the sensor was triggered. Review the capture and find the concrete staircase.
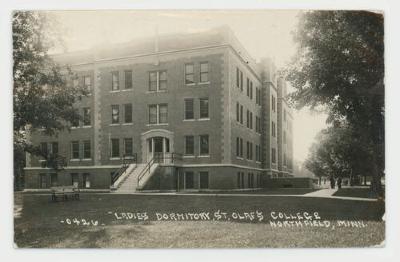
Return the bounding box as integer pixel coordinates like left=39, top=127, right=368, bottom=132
left=114, top=163, right=147, bottom=193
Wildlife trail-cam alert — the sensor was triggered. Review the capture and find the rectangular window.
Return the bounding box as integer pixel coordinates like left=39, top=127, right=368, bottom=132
left=272, top=121, right=276, bottom=137
left=124, top=138, right=133, bottom=157
left=246, top=141, right=250, bottom=159
left=250, top=81, right=253, bottom=99
left=236, top=137, right=240, bottom=157
left=50, top=173, right=58, bottom=187
left=83, top=107, right=91, bottom=126
left=111, top=105, right=120, bottom=124
left=236, top=68, right=240, bottom=88
left=246, top=78, right=250, bottom=97
left=199, top=172, right=209, bottom=189
left=124, top=104, right=132, bottom=123
left=240, top=138, right=243, bottom=157
left=240, top=71, right=243, bottom=91
left=250, top=143, right=253, bottom=160
left=250, top=112, right=253, bottom=129
left=84, top=76, right=91, bottom=93
left=71, top=141, right=79, bottom=159
left=149, top=105, right=157, bottom=124
left=185, top=172, right=194, bottom=189
left=271, top=95, right=276, bottom=112
left=125, top=70, right=132, bottom=89
left=200, top=62, right=209, bottom=83
left=184, top=99, right=194, bottom=120
left=111, top=138, right=119, bottom=158
left=51, top=142, right=58, bottom=155
left=272, top=148, right=276, bottom=163
left=40, top=174, right=47, bottom=188
left=199, top=98, right=209, bottom=119
left=83, top=173, right=91, bottom=188
left=246, top=110, right=250, bottom=128
left=83, top=140, right=91, bottom=159
left=240, top=105, right=243, bottom=124
left=149, top=71, right=157, bottom=91
left=199, top=135, right=209, bottom=155
left=71, top=114, right=79, bottom=127
left=159, top=71, right=167, bottom=90
left=40, top=142, right=48, bottom=157
left=71, top=173, right=79, bottom=187
left=159, top=104, right=168, bottom=124
left=284, top=131, right=287, bottom=144
left=112, top=71, right=119, bottom=91
left=185, top=63, right=194, bottom=85
left=184, top=136, right=194, bottom=155
left=236, top=102, right=240, bottom=122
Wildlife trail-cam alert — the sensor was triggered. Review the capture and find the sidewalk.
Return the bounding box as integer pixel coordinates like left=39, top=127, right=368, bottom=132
left=304, top=188, right=377, bottom=201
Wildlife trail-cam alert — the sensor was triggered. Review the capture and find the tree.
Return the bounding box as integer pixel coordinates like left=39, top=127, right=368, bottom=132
left=285, top=11, right=384, bottom=195
left=13, top=11, right=84, bottom=189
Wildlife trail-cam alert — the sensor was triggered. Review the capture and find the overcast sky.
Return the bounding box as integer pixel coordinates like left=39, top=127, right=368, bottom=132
left=50, top=10, right=328, bottom=163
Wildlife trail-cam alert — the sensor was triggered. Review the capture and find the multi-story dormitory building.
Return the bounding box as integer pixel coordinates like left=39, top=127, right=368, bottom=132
left=24, top=26, right=293, bottom=191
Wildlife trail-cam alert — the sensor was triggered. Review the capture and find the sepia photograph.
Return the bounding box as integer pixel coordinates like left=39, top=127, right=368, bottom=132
left=11, top=8, right=386, bottom=249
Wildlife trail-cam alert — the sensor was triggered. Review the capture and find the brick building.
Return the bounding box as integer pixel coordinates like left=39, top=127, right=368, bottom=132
left=24, top=26, right=293, bottom=191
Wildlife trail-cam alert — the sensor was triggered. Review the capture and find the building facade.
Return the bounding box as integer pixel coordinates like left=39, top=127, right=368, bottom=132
left=24, top=27, right=293, bottom=191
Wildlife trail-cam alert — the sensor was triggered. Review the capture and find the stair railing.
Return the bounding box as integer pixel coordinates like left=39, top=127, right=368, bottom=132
left=111, top=153, right=137, bottom=185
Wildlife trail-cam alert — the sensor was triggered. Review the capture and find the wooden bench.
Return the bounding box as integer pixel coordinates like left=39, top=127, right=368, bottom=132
left=51, top=186, right=80, bottom=201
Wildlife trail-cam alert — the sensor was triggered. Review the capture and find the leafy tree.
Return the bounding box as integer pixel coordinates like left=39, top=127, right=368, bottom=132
left=285, top=11, right=384, bottom=195
left=13, top=11, right=84, bottom=189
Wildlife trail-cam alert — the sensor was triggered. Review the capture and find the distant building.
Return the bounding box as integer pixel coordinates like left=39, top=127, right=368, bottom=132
left=24, top=26, right=294, bottom=191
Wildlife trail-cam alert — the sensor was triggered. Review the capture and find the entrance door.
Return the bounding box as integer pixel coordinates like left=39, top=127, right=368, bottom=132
left=147, top=137, right=170, bottom=163
left=154, top=137, right=163, bottom=163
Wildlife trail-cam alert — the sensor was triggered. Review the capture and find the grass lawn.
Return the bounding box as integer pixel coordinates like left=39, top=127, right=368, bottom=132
left=14, top=193, right=385, bottom=248
left=333, top=188, right=384, bottom=199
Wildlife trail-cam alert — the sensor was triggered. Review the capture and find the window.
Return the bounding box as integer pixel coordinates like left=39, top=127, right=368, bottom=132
left=124, top=104, right=132, bottom=123
left=149, top=105, right=157, bottom=124
left=246, top=110, right=250, bottom=128
left=112, top=71, right=119, bottom=91
left=184, top=136, right=194, bottom=155
left=236, top=68, right=240, bottom=88
left=40, top=142, right=48, bottom=157
left=199, top=98, right=209, bottom=119
left=200, top=62, right=209, bottom=83
left=83, top=107, right=91, bottom=126
left=124, top=138, right=133, bottom=157
left=111, top=138, right=119, bottom=158
left=184, top=99, right=194, bottom=120
left=236, top=137, right=240, bottom=157
left=50, top=173, right=58, bottom=187
left=149, top=71, right=167, bottom=91
left=246, top=78, right=250, bottom=96
left=50, top=142, right=58, bottom=155
left=249, top=143, right=253, bottom=160
left=240, top=138, right=243, bottom=157
left=199, top=172, right=209, bottom=189
left=71, top=173, right=79, bottom=187
left=246, top=141, right=250, bottom=159
left=83, top=173, right=91, bottom=188
left=237, top=172, right=245, bottom=189
left=71, top=114, right=79, bottom=128
left=250, top=81, right=253, bottom=99
left=272, top=148, right=276, bottom=163
left=149, top=72, right=157, bottom=91
left=236, top=102, right=240, bottom=122
left=240, top=71, right=243, bottom=91
left=71, top=141, right=79, bottom=159
left=83, top=140, right=91, bottom=159
left=159, top=104, right=168, bottom=124
left=125, top=70, right=132, bottom=89
left=272, top=121, right=276, bottom=137
left=84, top=76, right=91, bottom=93
left=199, top=135, right=209, bottom=155
left=240, top=105, right=243, bottom=124
left=40, top=174, right=47, bottom=188
left=111, top=105, right=120, bottom=124
left=185, top=172, right=194, bottom=189
left=250, top=112, right=253, bottom=129
left=185, top=64, right=194, bottom=85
